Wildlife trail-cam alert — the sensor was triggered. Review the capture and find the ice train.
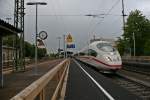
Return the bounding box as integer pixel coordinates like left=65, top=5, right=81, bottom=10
left=77, top=41, right=122, bottom=73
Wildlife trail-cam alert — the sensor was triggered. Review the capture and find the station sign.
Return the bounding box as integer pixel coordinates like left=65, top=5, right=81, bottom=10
left=67, top=44, right=75, bottom=48
left=66, top=33, right=75, bottom=48
left=66, top=33, right=73, bottom=43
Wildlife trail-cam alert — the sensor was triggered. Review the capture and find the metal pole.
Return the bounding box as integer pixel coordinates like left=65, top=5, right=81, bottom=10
left=133, top=32, right=135, bottom=56
left=59, top=38, right=60, bottom=58
left=1, top=37, right=3, bottom=87
left=66, top=47, right=67, bottom=58
left=66, top=41, right=67, bottom=58
left=63, top=35, right=65, bottom=58
left=59, top=39, right=60, bottom=51
left=26, top=2, right=47, bottom=74
left=122, top=0, right=125, bottom=32
left=87, top=41, right=89, bottom=56
left=35, top=4, right=38, bottom=74
left=57, top=37, right=61, bottom=58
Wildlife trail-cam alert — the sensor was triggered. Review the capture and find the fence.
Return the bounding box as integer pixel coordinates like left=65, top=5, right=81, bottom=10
left=11, top=59, right=70, bottom=100
left=122, top=56, right=150, bottom=63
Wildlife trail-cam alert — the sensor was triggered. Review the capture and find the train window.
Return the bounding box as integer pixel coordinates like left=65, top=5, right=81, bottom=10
left=97, top=43, right=115, bottom=52
left=79, top=52, right=85, bottom=56
left=88, top=49, right=97, bottom=57
left=83, top=50, right=89, bottom=55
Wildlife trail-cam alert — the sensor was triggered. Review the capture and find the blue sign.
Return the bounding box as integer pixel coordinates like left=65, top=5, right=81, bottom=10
left=67, top=44, right=75, bottom=48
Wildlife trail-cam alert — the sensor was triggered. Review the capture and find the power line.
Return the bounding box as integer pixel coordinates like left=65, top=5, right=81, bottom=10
left=0, top=13, right=125, bottom=17
left=57, top=0, right=68, bottom=34
left=90, top=0, right=121, bottom=34
left=26, top=14, right=122, bottom=16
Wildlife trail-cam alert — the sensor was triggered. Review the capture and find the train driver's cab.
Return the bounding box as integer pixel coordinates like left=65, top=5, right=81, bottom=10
left=97, top=43, right=116, bottom=52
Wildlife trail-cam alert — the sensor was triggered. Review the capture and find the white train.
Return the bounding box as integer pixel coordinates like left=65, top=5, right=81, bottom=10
left=77, top=41, right=122, bottom=73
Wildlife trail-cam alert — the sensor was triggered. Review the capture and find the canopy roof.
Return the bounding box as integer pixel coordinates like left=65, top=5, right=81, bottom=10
left=0, top=19, right=22, bottom=36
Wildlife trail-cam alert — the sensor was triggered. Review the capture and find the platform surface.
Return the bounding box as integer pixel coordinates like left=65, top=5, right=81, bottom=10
left=0, top=59, right=62, bottom=100
left=65, top=60, right=141, bottom=100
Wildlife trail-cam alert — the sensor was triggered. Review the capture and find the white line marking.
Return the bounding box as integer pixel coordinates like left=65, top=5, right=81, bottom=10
left=74, top=60, right=115, bottom=100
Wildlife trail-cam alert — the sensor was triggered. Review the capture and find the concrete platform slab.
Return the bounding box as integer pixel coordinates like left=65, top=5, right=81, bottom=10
left=65, top=60, right=141, bottom=100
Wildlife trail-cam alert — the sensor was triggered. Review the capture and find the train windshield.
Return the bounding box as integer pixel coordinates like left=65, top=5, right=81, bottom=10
left=97, top=43, right=115, bottom=52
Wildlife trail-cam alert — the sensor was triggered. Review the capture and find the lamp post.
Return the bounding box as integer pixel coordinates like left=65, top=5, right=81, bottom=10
left=27, top=2, right=47, bottom=75
left=57, top=37, right=61, bottom=58
left=63, top=35, right=66, bottom=58
left=133, top=32, right=135, bottom=56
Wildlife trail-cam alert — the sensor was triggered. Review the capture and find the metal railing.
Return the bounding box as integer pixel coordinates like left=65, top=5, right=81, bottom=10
left=11, top=59, right=70, bottom=100
left=122, top=56, right=150, bottom=63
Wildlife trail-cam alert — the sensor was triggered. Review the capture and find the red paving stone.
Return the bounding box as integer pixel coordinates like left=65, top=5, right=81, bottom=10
left=0, top=59, right=63, bottom=100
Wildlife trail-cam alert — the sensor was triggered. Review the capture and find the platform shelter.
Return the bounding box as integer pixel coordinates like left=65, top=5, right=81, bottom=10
left=0, top=19, right=22, bottom=87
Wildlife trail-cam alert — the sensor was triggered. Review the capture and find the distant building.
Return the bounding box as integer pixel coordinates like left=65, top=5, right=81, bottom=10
left=2, top=46, right=19, bottom=67
left=0, top=18, right=21, bottom=86
left=3, top=46, right=14, bottom=61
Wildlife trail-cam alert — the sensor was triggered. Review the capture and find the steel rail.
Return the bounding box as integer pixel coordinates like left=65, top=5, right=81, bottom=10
left=109, top=73, right=150, bottom=100
left=122, top=65, right=150, bottom=76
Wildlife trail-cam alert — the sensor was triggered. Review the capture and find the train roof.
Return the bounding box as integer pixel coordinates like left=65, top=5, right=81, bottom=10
left=79, top=40, right=111, bottom=52
left=91, top=40, right=110, bottom=44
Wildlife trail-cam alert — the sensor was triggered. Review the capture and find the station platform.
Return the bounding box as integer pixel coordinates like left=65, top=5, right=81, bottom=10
left=65, top=60, right=141, bottom=100
left=0, top=59, right=62, bottom=100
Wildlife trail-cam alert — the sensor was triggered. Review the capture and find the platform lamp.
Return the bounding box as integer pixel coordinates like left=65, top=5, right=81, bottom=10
left=26, top=2, right=47, bottom=75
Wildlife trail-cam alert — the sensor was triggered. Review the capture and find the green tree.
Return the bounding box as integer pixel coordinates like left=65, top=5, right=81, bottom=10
left=3, top=35, right=20, bottom=47
left=38, top=48, right=47, bottom=58
left=117, top=10, right=150, bottom=56
left=24, top=41, right=35, bottom=58
left=144, top=40, right=150, bottom=55
left=3, top=35, right=48, bottom=58
left=25, top=41, right=47, bottom=58
left=116, top=37, right=125, bottom=56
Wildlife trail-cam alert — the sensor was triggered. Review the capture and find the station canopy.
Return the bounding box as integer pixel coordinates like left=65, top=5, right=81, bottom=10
left=0, top=19, right=22, bottom=36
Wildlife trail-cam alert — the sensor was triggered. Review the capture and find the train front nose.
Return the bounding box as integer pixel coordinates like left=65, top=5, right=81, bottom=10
left=103, top=54, right=122, bottom=68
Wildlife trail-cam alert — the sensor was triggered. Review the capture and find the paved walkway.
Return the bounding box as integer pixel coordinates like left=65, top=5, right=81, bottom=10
left=0, top=59, right=62, bottom=100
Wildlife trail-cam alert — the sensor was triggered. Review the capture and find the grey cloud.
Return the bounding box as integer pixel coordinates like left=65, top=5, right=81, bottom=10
left=1, top=0, right=150, bottom=52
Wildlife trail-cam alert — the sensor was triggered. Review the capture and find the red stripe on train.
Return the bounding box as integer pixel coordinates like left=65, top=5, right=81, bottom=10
left=80, top=56, right=122, bottom=67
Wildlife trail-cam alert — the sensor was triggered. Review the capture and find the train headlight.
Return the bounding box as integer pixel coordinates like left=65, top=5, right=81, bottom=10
left=105, top=56, right=112, bottom=62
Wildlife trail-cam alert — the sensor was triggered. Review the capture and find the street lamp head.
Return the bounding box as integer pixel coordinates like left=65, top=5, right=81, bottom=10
left=6, top=18, right=12, bottom=20
left=27, top=2, right=47, bottom=5
left=85, top=14, right=104, bottom=18
left=85, top=14, right=93, bottom=16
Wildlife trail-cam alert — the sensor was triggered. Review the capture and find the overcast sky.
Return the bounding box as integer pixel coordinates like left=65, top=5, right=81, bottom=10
left=0, top=0, right=150, bottom=53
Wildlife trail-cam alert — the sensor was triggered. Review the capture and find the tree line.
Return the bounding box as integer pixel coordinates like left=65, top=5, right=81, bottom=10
left=117, top=10, right=150, bottom=56
left=3, top=36, right=47, bottom=58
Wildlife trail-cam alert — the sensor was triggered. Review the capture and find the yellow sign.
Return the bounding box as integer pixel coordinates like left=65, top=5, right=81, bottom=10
left=66, top=33, right=73, bottom=43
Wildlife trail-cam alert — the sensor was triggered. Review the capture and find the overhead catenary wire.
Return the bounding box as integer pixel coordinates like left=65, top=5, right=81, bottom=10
left=100, top=15, right=122, bottom=37
left=86, top=0, right=106, bottom=42
left=0, top=13, right=124, bottom=17
left=48, top=0, right=60, bottom=28
left=47, top=0, right=62, bottom=52
left=57, top=0, right=68, bottom=34
left=0, top=0, right=14, bottom=23
left=90, top=0, right=121, bottom=35
left=54, top=0, right=68, bottom=55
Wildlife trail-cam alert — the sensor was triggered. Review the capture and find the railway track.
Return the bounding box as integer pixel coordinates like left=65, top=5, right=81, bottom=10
left=123, top=65, right=150, bottom=76
left=106, top=73, right=150, bottom=100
